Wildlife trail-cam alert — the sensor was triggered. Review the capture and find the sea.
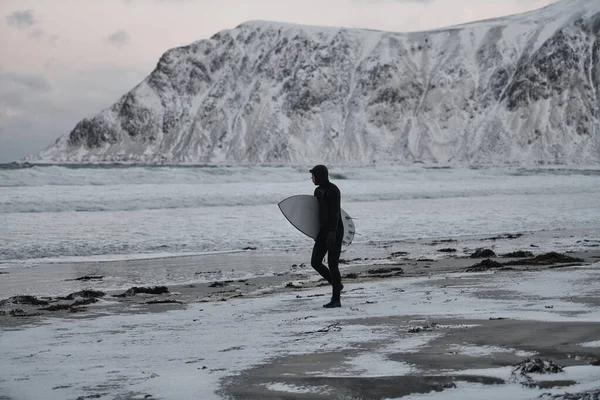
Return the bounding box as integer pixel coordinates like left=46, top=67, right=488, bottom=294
left=1, top=163, right=600, bottom=297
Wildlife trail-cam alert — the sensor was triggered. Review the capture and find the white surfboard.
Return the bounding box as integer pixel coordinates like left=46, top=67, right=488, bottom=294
left=278, top=195, right=355, bottom=246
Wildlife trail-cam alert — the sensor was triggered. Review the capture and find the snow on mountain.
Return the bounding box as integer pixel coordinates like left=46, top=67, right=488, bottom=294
left=27, top=0, right=600, bottom=165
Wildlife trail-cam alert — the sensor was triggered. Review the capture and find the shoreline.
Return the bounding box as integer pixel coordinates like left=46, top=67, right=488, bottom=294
left=2, top=227, right=598, bottom=298
left=2, top=233, right=600, bottom=329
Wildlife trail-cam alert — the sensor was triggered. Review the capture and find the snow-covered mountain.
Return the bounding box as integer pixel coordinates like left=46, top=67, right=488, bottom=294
left=28, top=0, right=600, bottom=165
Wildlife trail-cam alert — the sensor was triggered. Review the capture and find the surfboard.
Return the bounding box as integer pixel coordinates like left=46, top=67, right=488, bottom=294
left=278, top=195, right=355, bottom=246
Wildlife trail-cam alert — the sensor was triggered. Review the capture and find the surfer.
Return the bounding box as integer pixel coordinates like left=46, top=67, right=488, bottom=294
left=309, top=165, right=344, bottom=308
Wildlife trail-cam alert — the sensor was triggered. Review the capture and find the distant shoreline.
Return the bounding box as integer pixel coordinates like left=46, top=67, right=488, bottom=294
left=3, top=161, right=600, bottom=170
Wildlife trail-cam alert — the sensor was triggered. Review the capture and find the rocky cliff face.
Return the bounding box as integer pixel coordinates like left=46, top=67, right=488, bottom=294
left=29, top=0, right=600, bottom=165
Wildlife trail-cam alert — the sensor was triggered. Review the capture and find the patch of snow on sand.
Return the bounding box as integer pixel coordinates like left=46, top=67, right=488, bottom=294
left=581, top=340, right=600, bottom=347
left=396, top=365, right=600, bottom=400
left=326, top=352, right=414, bottom=377
left=264, top=382, right=332, bottom=395
left=448, top=344, right=537, bottom=358
left=474, top=265, right=600, bottom=300
left=384, top=332, right=444, bottom=354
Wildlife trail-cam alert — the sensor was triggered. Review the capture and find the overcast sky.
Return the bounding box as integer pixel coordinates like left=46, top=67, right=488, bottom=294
left=0, top=0, right=557, bottom=163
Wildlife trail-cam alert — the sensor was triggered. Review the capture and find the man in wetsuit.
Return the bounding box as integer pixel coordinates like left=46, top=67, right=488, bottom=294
left=309, top=165, right=344, bottom=308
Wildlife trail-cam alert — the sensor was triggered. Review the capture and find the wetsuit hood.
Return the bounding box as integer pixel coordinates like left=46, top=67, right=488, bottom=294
left=310, top=165, right=329, bottom=185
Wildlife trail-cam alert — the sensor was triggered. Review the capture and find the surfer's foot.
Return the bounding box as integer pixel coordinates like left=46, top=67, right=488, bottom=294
left=323, top=300, right=341, bottom=308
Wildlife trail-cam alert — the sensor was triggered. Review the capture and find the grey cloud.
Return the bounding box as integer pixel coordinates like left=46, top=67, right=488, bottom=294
left=0, top=73, right=55, bottom=163
left=28, top=28, right=44, bottom=39
left=106, top=30, right=130, bottom=48
left=0, top=73, right=52, bottom=92
left=0, top=67, right=149, bottom=163
left=27, top=29, right=60, bottom=43
left=6, top=9, right=36, bottom=29
left=44, top=58, right=64, bottom=71
left=6, top=10, right=59, bottom=42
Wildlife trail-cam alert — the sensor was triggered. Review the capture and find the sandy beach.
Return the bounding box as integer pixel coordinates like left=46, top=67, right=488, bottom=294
left=1, top=230, right=600, bottom=399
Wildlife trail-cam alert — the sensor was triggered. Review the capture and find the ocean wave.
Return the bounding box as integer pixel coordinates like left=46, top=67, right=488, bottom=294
left=0, top=164, right=309, bottom=187
left=509, top=167, right=600, bottom=177
left=1, top=185, right=598, bottom=214
left=0, top=249, right=251, bottom=266
left=3, top=164, right=600, bottom=187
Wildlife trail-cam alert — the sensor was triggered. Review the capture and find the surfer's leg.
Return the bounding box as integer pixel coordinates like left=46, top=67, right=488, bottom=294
left=311, top=235, right=332, bottom=284
left=324, top=225, right=344, bottom=308
left=328, top=244, right=342, bottom=297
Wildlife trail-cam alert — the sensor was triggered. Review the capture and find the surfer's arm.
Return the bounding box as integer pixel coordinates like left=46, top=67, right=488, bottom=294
left=327, top=187, right=341, bottom=233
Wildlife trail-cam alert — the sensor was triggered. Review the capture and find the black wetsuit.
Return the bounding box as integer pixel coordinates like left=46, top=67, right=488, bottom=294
left=310, top=165, right=344, bottom=304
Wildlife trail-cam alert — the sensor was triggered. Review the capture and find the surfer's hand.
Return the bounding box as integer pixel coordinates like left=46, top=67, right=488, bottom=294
left=326, top=232, right=336, bottom=249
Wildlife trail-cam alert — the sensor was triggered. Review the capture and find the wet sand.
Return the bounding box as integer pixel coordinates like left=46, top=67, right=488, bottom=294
left=217, top=250, right=600, bottom=399
left=221, top=318, right=600, bottom=399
